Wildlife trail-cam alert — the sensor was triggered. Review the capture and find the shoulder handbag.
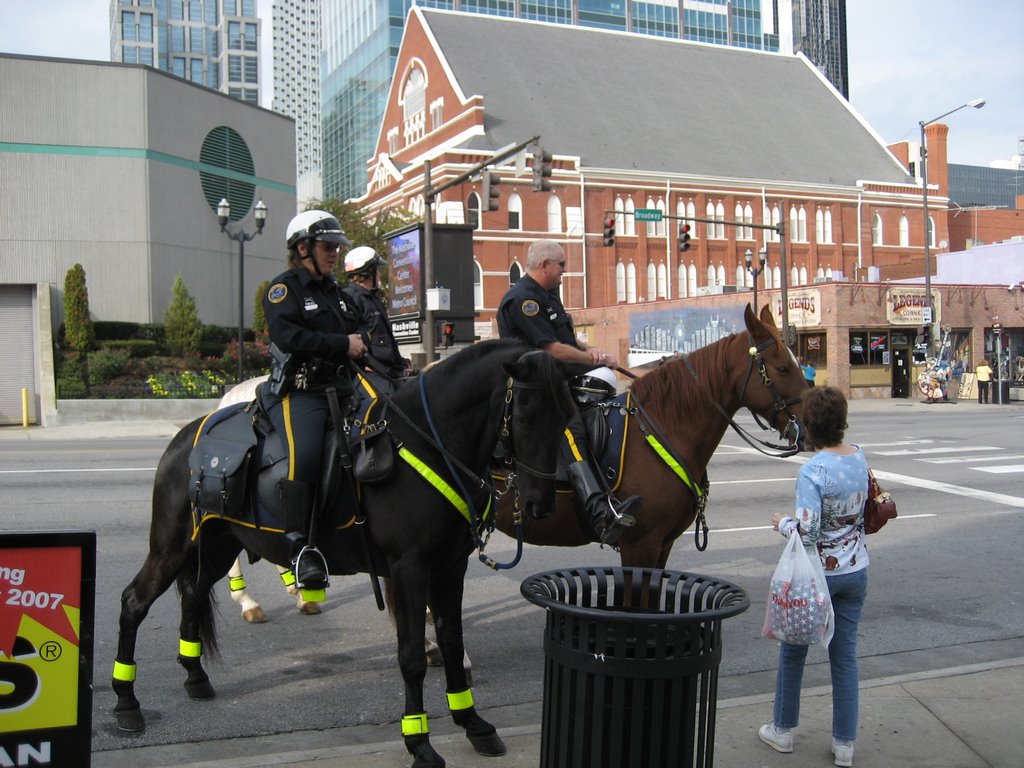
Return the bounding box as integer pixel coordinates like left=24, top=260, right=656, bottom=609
left=864, top=469, right=897, bottom=534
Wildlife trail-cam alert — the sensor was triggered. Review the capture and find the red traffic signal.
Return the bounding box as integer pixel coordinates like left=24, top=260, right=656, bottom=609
left=678, top=222, right=691, bottom=252
left=602, top=216, right=616, bottom=247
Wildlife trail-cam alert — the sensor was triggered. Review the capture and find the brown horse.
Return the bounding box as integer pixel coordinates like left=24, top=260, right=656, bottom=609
left=494, top=304, right=806, bottom=569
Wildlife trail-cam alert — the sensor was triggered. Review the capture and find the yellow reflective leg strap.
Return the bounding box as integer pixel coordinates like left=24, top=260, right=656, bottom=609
left=644, top=434, right=702, bottom=498
left=401, top=713, right=429, bottom=736
left=228, top=575, right=246, bottom=592
left=564, top=427, right=584, bottom=462
left=280, top=569, right=297, bottom=587
left=447, top=688, right=474, bottom=712
left=179, top=638, right=202, bottom=658
left=282, top=394, right=296, bottom=480
left=112, top=660, right=137, bottom=682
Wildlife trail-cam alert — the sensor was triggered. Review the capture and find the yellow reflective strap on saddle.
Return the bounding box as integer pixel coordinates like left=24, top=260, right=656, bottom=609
left=564, top=426, right=584, bottom=462
left=644, top=434, right=703, bottom=498
left=401, top=713, right=429, bottom=736
left=279, top=569, right=297, bottom=587
left=112, top=661, right=137, bottom=682
left=228, top=575, right=246, bottom=591
left=282, top=394, right=296, bottom=480
left=446, top=688, right=474, bottom=711
left=355, top=372, right=381, bottom=422
left=179, top=639, right=202, bottom=658
left=192, top=411, right=215, bottom=448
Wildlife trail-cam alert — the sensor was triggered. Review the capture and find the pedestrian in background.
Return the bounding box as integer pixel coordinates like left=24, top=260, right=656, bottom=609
left=759, top=386, right=869, bottom=767
left=975, top=359, right=993, bottom=404
left=801, top=358, right=817, bottom=388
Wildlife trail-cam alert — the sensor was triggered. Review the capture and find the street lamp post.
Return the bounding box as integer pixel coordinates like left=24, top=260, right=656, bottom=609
left=745, top=247, right=767, bottom=313
left=217, top=197, right=268, bottom=383
left=919, top=98, right=985, bottom=355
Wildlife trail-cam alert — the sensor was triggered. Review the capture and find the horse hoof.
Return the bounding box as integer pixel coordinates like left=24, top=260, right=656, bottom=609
left=406, top=735, right=445, bottom=768
left=243, top=606, right=268, bottom=623
left=298, top=601, right=322, bottom=615
left=467, top=731, right=506, bottom=757
left=115, top=707, right=145, bottom=733
left=184, top=679, right=215, bottom=700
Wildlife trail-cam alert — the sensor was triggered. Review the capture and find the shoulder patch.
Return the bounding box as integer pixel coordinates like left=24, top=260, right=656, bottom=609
left=268, top=283, right=288, bottom=304
left=521, top=299, right=540, bottom=317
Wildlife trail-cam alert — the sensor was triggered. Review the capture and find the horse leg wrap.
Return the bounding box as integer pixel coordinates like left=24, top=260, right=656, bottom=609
left=402, top=712, right=429, bottom=736
left=177, top=638, right=215, bottom=700
left=448, top=689, right=505, bottom=757
left=228, top=574, right=247, bottom=592
left=112, top=660, right=145, bottom=732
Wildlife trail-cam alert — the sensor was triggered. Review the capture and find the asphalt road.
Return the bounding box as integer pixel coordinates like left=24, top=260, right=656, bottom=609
left=1, top=400, right=1022, bottom=754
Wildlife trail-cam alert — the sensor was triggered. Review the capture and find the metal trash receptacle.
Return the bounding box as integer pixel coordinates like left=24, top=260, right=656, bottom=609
left=521, top=567, right=749, bottom=768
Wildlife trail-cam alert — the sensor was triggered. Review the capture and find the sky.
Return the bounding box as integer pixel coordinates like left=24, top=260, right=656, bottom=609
left=0, top=0, right=1020, bottom=168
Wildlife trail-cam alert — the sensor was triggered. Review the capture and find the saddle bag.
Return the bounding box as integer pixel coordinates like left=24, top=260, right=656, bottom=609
left=350, top=421, right=396, bottom=485
left=188, top=407, right=259, bottom=518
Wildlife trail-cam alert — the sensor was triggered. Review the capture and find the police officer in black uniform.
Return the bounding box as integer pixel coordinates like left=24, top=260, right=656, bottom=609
left=342, top=245, right=413, bottom=393
left=497, top=240, right=639, bottom=544
left=263, top=210, right=368, bottom=590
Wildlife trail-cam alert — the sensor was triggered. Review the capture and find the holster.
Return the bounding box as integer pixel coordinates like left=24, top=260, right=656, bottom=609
left=267, top=342, right=294, bottom=397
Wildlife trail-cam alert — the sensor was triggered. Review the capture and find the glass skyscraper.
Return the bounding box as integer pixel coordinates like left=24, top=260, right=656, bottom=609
left=322, top=0, right=848, bottom=201
left=110, top=0, right=261, bottom=104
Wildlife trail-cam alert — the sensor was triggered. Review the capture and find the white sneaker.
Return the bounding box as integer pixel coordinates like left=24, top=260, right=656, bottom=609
left=758, top=723, right=793, bottom=753
left=831, top=740, right=854, bottom=767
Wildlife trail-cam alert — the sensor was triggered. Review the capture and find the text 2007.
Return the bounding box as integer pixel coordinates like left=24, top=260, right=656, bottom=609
left=3, top=589, right=65, bottom=609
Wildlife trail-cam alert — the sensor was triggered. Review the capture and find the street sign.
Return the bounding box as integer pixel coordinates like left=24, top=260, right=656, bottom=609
left=634, top=208, right=662, bottom=222
left=921, top=307, right=933, bottom=323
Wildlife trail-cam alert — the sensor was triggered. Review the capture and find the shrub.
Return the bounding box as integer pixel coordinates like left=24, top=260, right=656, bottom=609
left=253, top=280, right=270, bottom=333
left=94, top=321, right=144, bottom=341
left=100, top=339, right=160, bottom=358
left=164, top=275, right=203, bottom=357
left=55, top=357, right=87, bottom=399
left=146, top=370, right=228, bottom=399
left=63, top=263, right=95, bottom=354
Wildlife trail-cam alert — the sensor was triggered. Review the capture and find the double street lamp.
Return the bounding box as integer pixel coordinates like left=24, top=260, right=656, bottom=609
left=217, top=197, right=268, bottom=383
left=919, top=98, right=985, bottom=355
left=745, top=247, right=768, bottom=313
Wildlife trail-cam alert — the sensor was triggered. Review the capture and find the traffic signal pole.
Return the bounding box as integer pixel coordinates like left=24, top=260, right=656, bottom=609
left=421, top=135, right=542, bottom=363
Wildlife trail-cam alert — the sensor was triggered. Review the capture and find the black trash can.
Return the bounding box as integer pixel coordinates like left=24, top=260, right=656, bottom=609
left=521, top=567, right=749, bottom=768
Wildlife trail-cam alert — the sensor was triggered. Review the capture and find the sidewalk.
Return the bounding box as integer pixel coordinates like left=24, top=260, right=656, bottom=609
left=94, top=655, right=1024, bottom=768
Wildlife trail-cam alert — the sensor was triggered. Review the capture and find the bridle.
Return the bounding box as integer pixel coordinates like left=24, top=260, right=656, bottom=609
left=731, top=332, right=805, bottom=454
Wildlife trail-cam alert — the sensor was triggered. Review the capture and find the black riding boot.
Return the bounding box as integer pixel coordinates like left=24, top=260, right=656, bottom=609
left=278, top=479, right=328, bottom=589
left=566, top=461, right=640, bottom=546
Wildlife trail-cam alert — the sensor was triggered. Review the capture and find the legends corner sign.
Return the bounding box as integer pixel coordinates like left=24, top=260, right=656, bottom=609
left=885, top=287, right=941, bottom=325
left=1, top=531, right=95, bottom=768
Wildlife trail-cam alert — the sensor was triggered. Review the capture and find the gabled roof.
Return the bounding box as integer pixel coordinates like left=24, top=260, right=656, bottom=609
left=417, top=9, right=914, bottom=188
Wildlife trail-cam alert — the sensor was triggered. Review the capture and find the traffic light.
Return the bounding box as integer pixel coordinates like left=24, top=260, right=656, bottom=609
left=443, top=322, right=454, bottom=348
left=532, top=147, right=553, bottom=192
left=481, top=171, right=500, bottom=211
left=678, top=222, right=691, bottom=252
left=602, top=216, right=616, bottom=247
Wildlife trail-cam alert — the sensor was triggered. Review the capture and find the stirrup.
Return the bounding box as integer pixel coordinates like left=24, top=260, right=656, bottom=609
left=294, top=545, right=329, bottom=592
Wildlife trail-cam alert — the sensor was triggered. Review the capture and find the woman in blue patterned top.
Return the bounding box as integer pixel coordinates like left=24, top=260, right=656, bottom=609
left=759, top=386, right=870, bottom=768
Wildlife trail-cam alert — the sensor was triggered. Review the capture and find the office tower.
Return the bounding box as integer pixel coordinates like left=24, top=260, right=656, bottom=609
left=322, top=0, right=848, bottom=201
left=273, top=0, right=323, bottom=204
left=110, top=0, right=261, bottom=105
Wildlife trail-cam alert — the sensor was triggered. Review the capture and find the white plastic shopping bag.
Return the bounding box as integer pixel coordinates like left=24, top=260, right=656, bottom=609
left=762, top=530, right=835, bottom=647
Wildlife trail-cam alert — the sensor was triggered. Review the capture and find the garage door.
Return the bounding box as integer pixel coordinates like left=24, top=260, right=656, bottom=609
left=0, top=285, right=39, bottom=425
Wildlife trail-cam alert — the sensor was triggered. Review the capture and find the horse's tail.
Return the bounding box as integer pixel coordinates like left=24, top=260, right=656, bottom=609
left=175, top=560, right=221, bottom=659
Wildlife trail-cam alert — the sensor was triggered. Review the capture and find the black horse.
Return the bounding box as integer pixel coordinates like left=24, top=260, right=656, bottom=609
left=111, top=340, right=579, bottom=768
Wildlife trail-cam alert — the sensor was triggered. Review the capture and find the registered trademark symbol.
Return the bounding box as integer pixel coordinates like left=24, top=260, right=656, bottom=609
left=40, top=641, right=62, bottom=661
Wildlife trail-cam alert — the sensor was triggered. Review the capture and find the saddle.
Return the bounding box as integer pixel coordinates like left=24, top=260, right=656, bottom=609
left=554, top=393, right=631, bottom=491
left=187, top=387, right=382, bottom=538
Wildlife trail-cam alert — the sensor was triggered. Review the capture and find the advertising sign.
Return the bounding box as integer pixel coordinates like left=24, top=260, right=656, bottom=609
left=885, top=287, right=941, bottom=325
left=386, top=227, right=423, bottom=320
left=0, top=531, right=95, bottom=768
left=772, top=289, right=821, bottom=328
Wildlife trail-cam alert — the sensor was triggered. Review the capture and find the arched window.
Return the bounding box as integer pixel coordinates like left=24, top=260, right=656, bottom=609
left=899, top=215, right=909, bottom=247
left=771, top=265, right=780, bottom=290
left=473, top=260, right=483, bottom=309
left=401, top=67, right=426, bottom=144
left=647, top=263, right=656, bottom=299
left=646, top=198, right=657, bottom=237
left=872, top=214, right=883, bottom=245
left=507, top=193, right=522, bottom=231
left=799, top=266, right=808, bottom=284
left=744, top=203, right=753, bottom=240
left=626, top=262, right=637, bottom=303
left=707, top=263, right=716, bottom=286
left=736, top=264, right=747, bottom=287
left=615, top=262, right=626, bottom=303
left=735, top=203, right=745, bottom=238
left=687, top=263, right=697, bottom=297
left=824, top=209, right=833, bottom=243
left=677, top=263, right=687, bottom=297
left=686, top=200, right=696, bottom=235
left=825, top=265, right=833, bottom=280
left=467, top=192, right=481, bottom=230
left=928, top=215, right=936, bottom=247
left=815, top=209, right=824, bottom=243
left=509, top=262, right=522, bottom=285
left=716, top=263, right=726, bottom=286
left=614, top=197, right=625, bottom=233
left=816, top=266, right=826, bottom=281
left=797, top=207, right=807, bottom=242
left=657, top=263, right=667, bottom=299
left=791, top=265, right=800, bottom=286
left=771, top=205, right=781, bottom=242
left=625, top=199, right=636, bottom=236
left=790, top=208, right=799, bottom=242
left=546, top=195, right=562, bottom=233
left=715, top=202, right=725, bottom=239
left=705, top=202, right=716, bottom=239
left=656, top=199, right=666, bottom=237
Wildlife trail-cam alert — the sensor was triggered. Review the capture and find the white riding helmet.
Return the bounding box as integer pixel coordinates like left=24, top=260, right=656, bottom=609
left=344, top=245, right=385, bottom=275
left=285, top=210, right=350, bottom=250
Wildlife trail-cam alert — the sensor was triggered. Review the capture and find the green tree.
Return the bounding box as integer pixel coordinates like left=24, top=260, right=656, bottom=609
left=63, top=263, right=95, bottom=354
left=307, top=199, right=415, bottom=290
left=164, top=275, right=203, bottom=357
left=252, top=280, right=270, bottom=334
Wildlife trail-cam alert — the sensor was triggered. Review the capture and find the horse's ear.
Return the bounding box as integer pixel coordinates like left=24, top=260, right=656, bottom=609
left=759, top=303, right=778, bottom=329
left=744, top=303, right=757, bottom=331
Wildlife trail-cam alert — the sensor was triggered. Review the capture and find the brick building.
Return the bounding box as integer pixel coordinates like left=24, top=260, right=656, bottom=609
left=356, top=8, right=1023, bottom=399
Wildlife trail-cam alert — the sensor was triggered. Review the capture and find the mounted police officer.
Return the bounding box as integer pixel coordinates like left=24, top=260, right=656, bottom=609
left=342, top=245, right=414, bottom=394
left=497, top=240, right=639, bottom=544
left=262, top=210, right=367, bottom=590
